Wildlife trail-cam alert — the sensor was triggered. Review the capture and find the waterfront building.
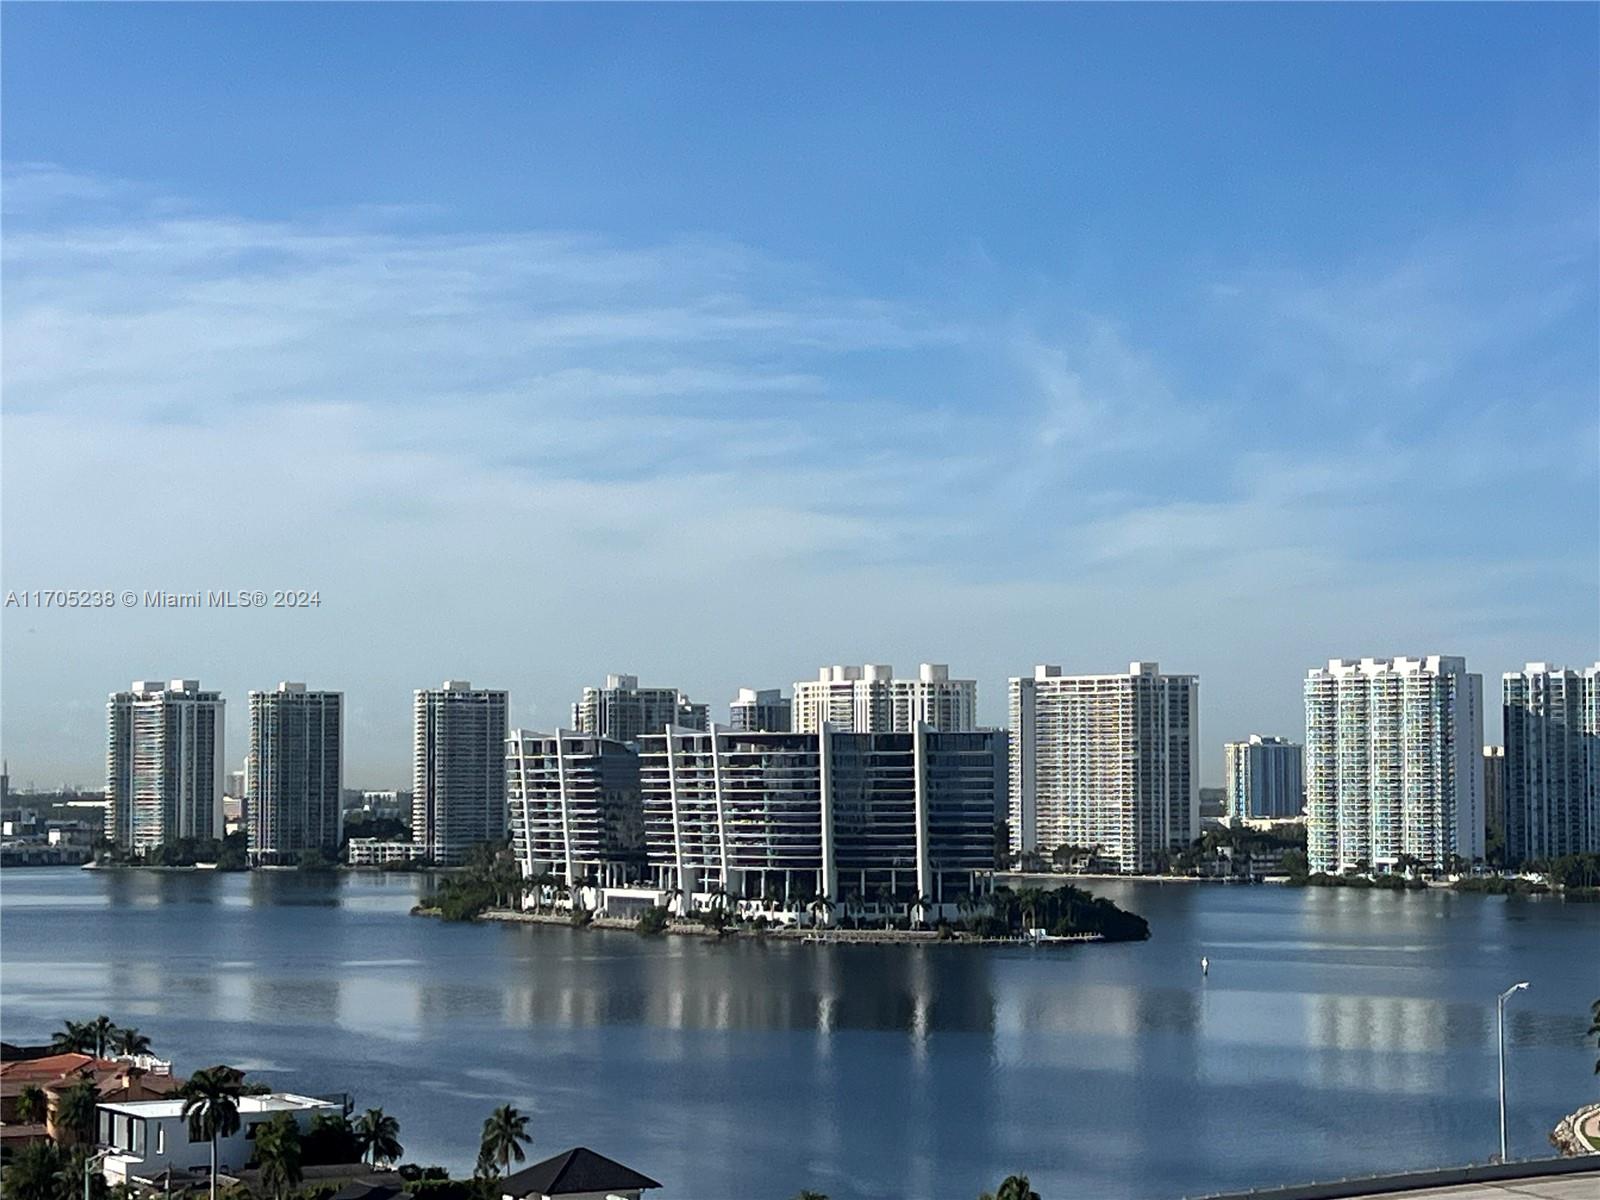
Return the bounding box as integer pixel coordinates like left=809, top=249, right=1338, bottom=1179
left=728, top=687, right=792, bottom=732
left=1304, top=656, right=1484, bottom=875
left=507, top=730, right=644, bottom=888
left=412, top=681, right=508, bottom=866
left=1483, top=745, right=1506, bottom=848
left=96, top=1093, right=344, bottom=1186
left=106, top=680, right=225, bottom=851
left=345, top=838, right=420, bottom=867
left=1223, top=735, right=1304, bottom=820
left=246, top=683, right=343, bottom=865
left=791, top=663, right=977, bottom=734
left=638, top=725, right=1003, bottom=919
left=1007, top=662, right=1198, bottom=873
left=1502, top=662, right=1600, bottom=863
left=571, top=674, right=708, bottom=741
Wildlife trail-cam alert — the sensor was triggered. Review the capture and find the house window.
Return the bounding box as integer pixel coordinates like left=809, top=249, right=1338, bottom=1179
left=157, top=1125, right=165, bottom=1154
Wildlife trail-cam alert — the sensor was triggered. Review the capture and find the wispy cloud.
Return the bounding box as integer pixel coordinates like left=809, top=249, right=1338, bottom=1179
left=2, top=164, right=1594, bottom=783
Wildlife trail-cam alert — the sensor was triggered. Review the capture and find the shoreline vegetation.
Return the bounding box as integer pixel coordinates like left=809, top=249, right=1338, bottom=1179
left=411, top=846, right=1152, bottom=945
left=1282, top=851, right=1600, bottom=901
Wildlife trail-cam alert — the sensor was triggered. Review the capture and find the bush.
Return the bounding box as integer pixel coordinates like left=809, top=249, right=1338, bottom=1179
left=635, top=906, right=670, bottom=935
left=405, top=1178, right=494, bottom=1200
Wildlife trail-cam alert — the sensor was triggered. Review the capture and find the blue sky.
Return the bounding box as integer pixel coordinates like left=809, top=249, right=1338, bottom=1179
left=2, top=4, right=1596, bottom=787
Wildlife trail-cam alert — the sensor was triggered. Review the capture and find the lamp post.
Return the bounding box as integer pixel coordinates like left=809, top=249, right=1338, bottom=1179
left=1497, top=980, right=1530, bottom=1162
left=83, top=1147, right=112, bottom=1200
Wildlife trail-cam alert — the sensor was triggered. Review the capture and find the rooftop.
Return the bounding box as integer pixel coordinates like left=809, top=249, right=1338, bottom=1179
left=97, top=1092, right=339, bottom=1119
left=500, top=1146, right=660, bottom=1198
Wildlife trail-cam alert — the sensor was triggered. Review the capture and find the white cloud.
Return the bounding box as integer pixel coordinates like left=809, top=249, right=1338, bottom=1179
left=1, top=166, right=1594, bottom=785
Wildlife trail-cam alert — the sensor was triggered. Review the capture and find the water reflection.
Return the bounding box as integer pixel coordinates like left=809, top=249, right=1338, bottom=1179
left=4, top=870, right=1596, bottom=1200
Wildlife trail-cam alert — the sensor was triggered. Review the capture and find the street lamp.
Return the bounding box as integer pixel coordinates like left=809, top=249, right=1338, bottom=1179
left=83, top=1147, right=112, bottom=1200
left=1497, top=980, right=1530, bottom=1162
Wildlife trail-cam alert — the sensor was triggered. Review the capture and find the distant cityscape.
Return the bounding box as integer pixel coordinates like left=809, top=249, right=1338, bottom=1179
left=3, top=657, right=1597, bottom=919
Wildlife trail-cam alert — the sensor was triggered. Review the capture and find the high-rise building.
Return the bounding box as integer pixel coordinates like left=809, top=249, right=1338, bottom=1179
left=1223, top=735, right=1304, bottom=820
left=728, top=688, right=791, bottom=732
left=1483, top=745, right=1506, bottom=848
left=571, top=674, right=708, bottom=742
left=246, top=683, right=343, bottom=865
left=412, top=681, right=508, bottom=866
left=1304, top=656, right=1484, bottom=875
left=1007, top=662, right=1198, bottom=873
left=106, top=680, right=225, bottom=851
left=791, top=663, right=977, bottom=734
left=507, top=730, right=644, bottom=887
left=1501, top=662, right=1600, bottom=864
left=638, top=725, right=1003, bottom=915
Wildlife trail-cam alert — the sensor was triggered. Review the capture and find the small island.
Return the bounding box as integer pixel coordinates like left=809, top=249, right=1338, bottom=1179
left=412, top=846, right=1150, bottom=946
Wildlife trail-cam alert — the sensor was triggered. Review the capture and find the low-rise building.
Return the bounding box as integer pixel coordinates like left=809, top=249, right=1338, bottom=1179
left=1, top=1054, right=181, bottom=1151
left=345, top=839, right=420, bottom=867
left=97, top=1093, right=345, bottom=1186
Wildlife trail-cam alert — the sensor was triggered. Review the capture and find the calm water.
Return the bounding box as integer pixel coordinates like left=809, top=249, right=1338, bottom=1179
left=2, top=869, right=1596, bottom=1200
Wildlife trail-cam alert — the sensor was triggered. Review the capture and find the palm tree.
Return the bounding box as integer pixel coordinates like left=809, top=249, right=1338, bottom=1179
left=181, top=1066, right=245, bottom=1200
left=15, top=1083, right=48, bottom=1125
left=51, top=1020, right=93, bottom=1054
left=978, top=1175, right=1042, bottom=1200
left=477, top=1104, right=531, bottom=1178
left=1015, top=887, right=1046, bottom=936
left=55, top=1079, right=100, bottom=1145
left=808, top=894, right=832, bottom=929
left=663, top=885, right=684, bottom=918
left=354, top=1108, right=404, bottom=1167
left=1, top=1140, right=64, bottom=1200
left=909, top=893, right=934, bottom=929
left=86, top=1017, right=119, bottom=1056
left=253, top=1112, right=304, bottom=1200
left=112, top=1026, right=152, bottom=1056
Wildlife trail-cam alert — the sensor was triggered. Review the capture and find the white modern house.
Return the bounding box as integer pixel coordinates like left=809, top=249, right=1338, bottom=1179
left=96, top=1093, right=345, bottom=1185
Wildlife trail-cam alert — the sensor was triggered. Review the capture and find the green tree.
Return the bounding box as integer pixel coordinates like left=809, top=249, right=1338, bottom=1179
left=476, top=1104, right=531, bottom=1178
left=51, top=1019, right=93, bottom=1054
left=635, top=906, right=670, bottom=935
left=56, top=1079, right=101, bottom=1145
left=87, top=1015, right=118, bottom=1057
left=302, top=1112, right=361, bottom=1165
left=979, top=1176, right=1042, bottom=1200
left=354, top=1108, right=404, bottom=1168
left=111, top=1026, right=152, bottom=1056
left=253, top=1112, right=304, bottom=1200
left=181, top=1065, right=246, bottom=1200
left=1, top=1140, right=64, bottom=1200
left=15, top=1082, right=48, bottom=1124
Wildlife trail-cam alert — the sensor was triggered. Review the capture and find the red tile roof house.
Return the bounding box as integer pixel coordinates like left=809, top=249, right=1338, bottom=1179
left=0, top=1053, right=185, bottom=1149
left=499, top=1147, right=661, bottom=1200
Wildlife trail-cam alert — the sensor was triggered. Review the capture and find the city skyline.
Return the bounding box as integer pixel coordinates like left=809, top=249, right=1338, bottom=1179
left=3, top=653, right=1598, bottom=793
left=3, top=5, right=1597, bottom=786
